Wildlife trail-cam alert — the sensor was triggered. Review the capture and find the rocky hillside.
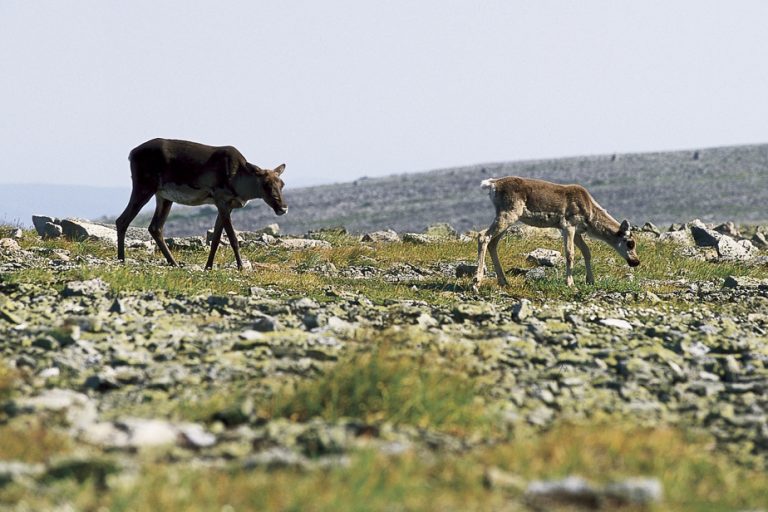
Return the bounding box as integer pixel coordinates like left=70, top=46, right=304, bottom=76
left=147, top=143, right=768, bottom=236
left=1, top=217, right=768, bottom=509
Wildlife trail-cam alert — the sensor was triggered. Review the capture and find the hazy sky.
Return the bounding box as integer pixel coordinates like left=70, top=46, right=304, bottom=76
left=1, top=1, right=767, bottom=189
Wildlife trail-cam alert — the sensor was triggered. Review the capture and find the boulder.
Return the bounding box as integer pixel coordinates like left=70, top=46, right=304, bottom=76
left=424, top=223, right=458, bottom=239
left=455, top=263, right=480, bottom=278
left=43, top=222, right=63, bottom=238
left=247, top=223, right=280, bottom=237
left=165, top=236, right=206, bottom=251
left=640, top=222, right=660, bottom=235
left=716, top=237, right=756, bottom=261
left=526, top=476, right=662, bottom=509
left=277, top=238, right=332, bottom=250
left=525, top=248, right=563, bottom=267
left=658, top=230, right=693, bottom=246
left=32, top=215, right=58, bottom=237
left=15, top=389, right=98, bottom=429
left=0, top=238, right=21, bottom=252
left=0, top=461, right=45, bottom=486
left=80, top=418, right=215, bottom=450
left=599, top=318, right=633, bottom=330
left=361, top=229, right=400, bottom=243
left=690, top=224, right=721, bottom=247
left=62, top=278, right=110, bottom=297
left=402, top=233, right=435, bottom=244
left=751, top=232, right=768, bottom=249
left=714, top=221, right=740, bottom=238
left=512, top=299, right=533, bottom=322
left=723, top=275, right=768, bottom=289
left=60, top=219, right=118, bottom=245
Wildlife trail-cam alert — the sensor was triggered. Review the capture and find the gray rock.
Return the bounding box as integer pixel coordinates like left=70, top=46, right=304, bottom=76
left=402, top=233, right=435, bottom=244
left=60, top=219, right=118, bottom=245
left=62, top=278, right=110, bottom=297
left=0, top=305, right=22, bottom=325
left=0, top=238, right=21, bottom=252
left=16, top=389, right=97, bottom=429
left=455, top=263, right=480, bottom=278
left=526, top=476, right=599, bottom=508
left=717, top=237, right=757, bottom=261
left=525, top=248, right=563, bottom=267
left=244, top=447, right=310, bottom=470
left=361, top=229, right=401, bottom=243
left=723, top=275, right=767, bottom=289
left=658, top=230, right=693, bottom=246
left=751, top=231, right=768, bottom=249
left=81, top=418, right=177, bottom=449
left=424, top=223, right=458, bottom=239
left=641, top=222, right=660, bottom=235
left=525, top=267, right=548, bottom=281
left=252, top=314, right=280, bottom=332
left=109, top=297, right=127, bottom=314
left=32, top=215, right=58, bottom=236
left=166, top=236, right=206, bottom=250
left=178, top=424, right=217, bottom=448
left=690, top=224, right=722, bottom=247
left=0, top=461, right=45, bottom=486
left=241, top=223, right=280, bottom=237
left=483, top=466, right=526, bottom=491
left=277, top=238, right=332, bottom=250
left=603, top=477, right=663, bottom=505
left=599, top=318, right=633, bottom=330
left=714, top=221, right=741, bottom=238
left=42, top=222, right=63, bottom=239
left=512, top=299, right=533, bottom=322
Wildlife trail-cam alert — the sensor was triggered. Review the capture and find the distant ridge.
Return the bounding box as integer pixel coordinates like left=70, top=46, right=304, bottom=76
left=160, top=143, right=768, bottom=235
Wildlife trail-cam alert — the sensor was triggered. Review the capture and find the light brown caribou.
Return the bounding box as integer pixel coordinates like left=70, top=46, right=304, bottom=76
left=116, top=138, right=287, bottom=269
left=473, top=176, right=639, bottom=289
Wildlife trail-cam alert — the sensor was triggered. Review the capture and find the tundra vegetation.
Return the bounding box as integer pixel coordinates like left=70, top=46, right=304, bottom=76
left=1, top=219, right=768, bottom=510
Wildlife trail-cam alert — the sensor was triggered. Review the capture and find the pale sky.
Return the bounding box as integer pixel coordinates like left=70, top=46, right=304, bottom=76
left=1, top=1, right=767, bottom=189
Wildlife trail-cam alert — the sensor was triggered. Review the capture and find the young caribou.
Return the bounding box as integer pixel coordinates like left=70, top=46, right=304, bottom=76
left=473, top=176, right=639, bottom=289
left=116, top=138, right=287, bottom=270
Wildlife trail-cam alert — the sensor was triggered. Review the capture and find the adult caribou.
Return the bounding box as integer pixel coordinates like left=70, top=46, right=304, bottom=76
left=116, top=138, right=287, bottom=269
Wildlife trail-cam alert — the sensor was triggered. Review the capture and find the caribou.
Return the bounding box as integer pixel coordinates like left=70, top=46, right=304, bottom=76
left=116, top=138, right=287, bottom=269
left=473, top=176, right=639, bottom=289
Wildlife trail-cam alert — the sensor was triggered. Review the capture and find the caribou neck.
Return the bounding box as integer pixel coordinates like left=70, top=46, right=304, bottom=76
left=586, top=207, right=622, bottom=243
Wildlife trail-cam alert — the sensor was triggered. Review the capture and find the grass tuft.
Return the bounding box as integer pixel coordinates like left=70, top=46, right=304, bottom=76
left=265, top=344, right=493, bottom=435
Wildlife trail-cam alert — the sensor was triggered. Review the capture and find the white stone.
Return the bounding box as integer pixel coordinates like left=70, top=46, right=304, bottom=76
left=599, top=318, right=633, bottom=330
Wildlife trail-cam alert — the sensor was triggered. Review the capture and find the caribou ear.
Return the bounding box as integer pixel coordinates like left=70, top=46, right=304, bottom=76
left=618, top=219, right=631, bottom=236
left=273, top=164, right=286, bottom=176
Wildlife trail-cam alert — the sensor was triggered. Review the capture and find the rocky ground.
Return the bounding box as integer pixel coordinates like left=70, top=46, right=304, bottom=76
left=1, top=219, right=768, bottom=510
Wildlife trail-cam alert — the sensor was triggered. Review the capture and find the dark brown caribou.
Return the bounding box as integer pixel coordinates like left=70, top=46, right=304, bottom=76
left=116, top=138, right=287, bottom=269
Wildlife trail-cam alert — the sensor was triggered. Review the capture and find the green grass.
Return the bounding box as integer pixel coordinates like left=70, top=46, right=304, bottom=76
left=4, top=424, right=766, bottom=511
left=265, top=343, right=494, bottom=435
left=9, top=230, right=766, bottom=305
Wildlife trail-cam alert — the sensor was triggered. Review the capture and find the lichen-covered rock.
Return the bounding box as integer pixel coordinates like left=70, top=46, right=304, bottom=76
left=526, top=248, right=563, bottom=267
left=402, top=233, right=435, bottom=244
left=62, top=278, right=110, bottom=297
left=60, top=219, right=118, bottom=245
left=361, top=229, right=400, bottom=243
left=277, top=238, right=332, bottom=250
left=659, top=230, right=693, bottom=246
left=166, top=236, right=206, bottom=250
left=717, top=237, right=757, bottom=261
left=424, top=223, right=458, bottom=239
